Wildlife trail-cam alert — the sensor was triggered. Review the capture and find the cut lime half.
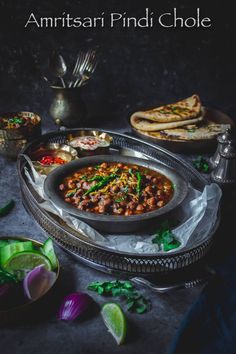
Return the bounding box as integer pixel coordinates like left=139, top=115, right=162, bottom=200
left=4, top=250, right=52, bottom=280
left=101, top=302, right=127, bottom=345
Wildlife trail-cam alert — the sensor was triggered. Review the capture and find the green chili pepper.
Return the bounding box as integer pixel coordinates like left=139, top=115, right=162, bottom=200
left=0, top=200, right=15, bottom=217
left=136, top=172, right=142, bottom=196
left=84, top=174, right=118, bottom=196
left=87, top=175, right=105, bottom=182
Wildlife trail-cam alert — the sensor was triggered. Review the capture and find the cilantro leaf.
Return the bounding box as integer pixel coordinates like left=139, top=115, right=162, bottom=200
left=152, top=220, right=181, bottom=251
left=87, top=280, right=150, bottom=314
left=192, top=156, right=210, bottom=173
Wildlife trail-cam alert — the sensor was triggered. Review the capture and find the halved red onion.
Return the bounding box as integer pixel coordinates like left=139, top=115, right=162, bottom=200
left=58, top=292, right=91, bottom=321
left=23, top=265, right=56, bottom=301
left=0, top=283, right=11, bottom=298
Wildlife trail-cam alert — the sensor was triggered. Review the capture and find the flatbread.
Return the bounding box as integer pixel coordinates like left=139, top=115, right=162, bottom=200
left=135, top=120, right=231, bottom=141
left=130, top=115, right=204, bottom=132
left=130, top=94, right=202, bottom=131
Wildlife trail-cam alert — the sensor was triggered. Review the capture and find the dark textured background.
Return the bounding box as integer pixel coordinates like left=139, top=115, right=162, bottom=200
left=0, top=1, right=235, bottom=353
left=0, top=0, right=236, bottom=131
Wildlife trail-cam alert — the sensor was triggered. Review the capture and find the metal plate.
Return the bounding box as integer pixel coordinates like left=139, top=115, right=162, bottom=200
left=44, top=155, right=188, bottom=233
left=128, top=107, right=234, bottom=153
left=17, top=128, right=219, bottom=275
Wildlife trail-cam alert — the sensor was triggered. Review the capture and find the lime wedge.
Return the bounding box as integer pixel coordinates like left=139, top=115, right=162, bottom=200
left=4, top=250, right=52, bottom=280
left=101, top=302, right=127, bottom=345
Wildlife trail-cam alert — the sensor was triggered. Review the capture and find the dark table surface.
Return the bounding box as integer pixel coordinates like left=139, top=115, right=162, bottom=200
left=0, top=1, right=236, bottom=353
left=0, top=121, right=204, bottom=354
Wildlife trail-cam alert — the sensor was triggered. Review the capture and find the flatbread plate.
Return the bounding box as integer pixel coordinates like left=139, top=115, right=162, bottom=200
left=129, top=107, right=234, bottom=153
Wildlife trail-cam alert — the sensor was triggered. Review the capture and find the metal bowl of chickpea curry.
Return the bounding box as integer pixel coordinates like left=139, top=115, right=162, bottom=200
left=44, top=155, right=188, bottom=233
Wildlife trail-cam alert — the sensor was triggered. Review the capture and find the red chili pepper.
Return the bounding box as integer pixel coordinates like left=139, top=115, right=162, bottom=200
left=39, top=155, right=65, bottom=165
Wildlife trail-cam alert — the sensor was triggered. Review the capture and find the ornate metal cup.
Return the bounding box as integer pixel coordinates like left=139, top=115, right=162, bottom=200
left=49, top=87, right=87, bottom=128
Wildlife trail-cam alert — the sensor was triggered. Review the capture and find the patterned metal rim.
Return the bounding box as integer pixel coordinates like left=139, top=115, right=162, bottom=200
left=17, top=128, right=219, bottom=275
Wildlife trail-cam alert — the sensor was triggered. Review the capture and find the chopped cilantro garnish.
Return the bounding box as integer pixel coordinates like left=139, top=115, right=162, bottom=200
left=152, top=220, right=181, bottom=251
left=192, top=156, right=209, bottom=173
left=88, top=280, right=151, bottom=314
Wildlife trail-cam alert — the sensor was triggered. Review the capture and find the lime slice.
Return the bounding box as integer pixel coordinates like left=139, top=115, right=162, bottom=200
left=101, top=302, right=127, bottom=345
left=41, top=238, right=57, bottom=270
left=4, top=250, right=52, bottom=280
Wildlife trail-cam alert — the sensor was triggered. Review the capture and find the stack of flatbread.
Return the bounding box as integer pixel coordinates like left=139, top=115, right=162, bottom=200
left=130, top=94, right=230, bottom=141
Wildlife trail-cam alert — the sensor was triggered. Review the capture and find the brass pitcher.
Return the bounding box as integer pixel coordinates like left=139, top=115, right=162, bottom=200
left=49, top=87, right=87, bottom=128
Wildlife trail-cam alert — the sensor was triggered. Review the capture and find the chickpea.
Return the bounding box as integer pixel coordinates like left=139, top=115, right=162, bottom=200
left=103, top=198, right=112, bottom=207
left=80, top=199, right=90, bottom=207
left=68, top=180, right=76, bottom=189
left=144, top=186, right=152, bottom=194
left=65, top=197, right=72, bottom=203
left=157, top=200, right=164, bottom=207
left=136, top=204, right=145, bottom=212
left=152, top=177, right=158, bottom=184
left=147, top=197, right=156, bottom=206
left=127, top=201, right=137, bottom=210
left=113, top=205, right=124, bottom=215
left=100, top=162, right=108, bottom=169
left=98, top=205, right=105, bottom=213
left=77, top=204, right=84, bottom=210
left=125, top=209, right=133, bottom=216
left=59, top=184, right=65, bottom=191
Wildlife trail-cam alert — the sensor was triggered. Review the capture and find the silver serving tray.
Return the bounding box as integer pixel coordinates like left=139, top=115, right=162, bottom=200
left=17, top=128, right=219, bottom=275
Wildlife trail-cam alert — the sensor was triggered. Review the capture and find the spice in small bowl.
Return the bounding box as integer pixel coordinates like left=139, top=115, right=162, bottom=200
left=30, top=143, right=78, bottom=175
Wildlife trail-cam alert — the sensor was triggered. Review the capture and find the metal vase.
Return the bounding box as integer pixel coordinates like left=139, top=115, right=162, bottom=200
left=49, top=87, right=87, bottom=128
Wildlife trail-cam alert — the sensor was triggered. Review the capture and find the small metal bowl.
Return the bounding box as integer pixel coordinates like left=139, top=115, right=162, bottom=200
left=67, top=130, right=113, bottom=157
left=44, top=155, right=188, bottom=233
left=30, top=143, right=78, bottom=175
left=0, top=112, right=41, bottom=159
left=0, top=236, right=59, bottom=325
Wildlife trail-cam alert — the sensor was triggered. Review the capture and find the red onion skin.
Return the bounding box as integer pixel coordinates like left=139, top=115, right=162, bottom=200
left=23, top=265, right=56, bottom=301
left=58, top=292, right=90, bottom=321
